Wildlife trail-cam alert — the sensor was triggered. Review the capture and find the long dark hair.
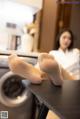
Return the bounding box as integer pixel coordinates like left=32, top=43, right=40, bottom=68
left=55, top=28, right=74, bottom=50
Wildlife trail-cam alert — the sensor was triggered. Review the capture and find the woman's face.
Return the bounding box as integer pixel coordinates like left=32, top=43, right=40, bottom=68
left=59, top=31, right=72, bottom=51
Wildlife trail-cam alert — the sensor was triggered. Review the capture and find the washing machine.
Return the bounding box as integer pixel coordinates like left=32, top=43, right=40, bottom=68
left=0, top=54, right=38, bottom=119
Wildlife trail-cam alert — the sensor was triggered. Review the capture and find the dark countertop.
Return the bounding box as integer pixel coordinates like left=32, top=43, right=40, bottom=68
left=28, top=79, right=80, bottom=119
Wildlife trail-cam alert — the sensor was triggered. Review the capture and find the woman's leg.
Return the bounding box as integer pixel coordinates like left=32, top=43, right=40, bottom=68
left=38, top=53, right=63, bottom=86
left=8, top=53, right=46, bottom=84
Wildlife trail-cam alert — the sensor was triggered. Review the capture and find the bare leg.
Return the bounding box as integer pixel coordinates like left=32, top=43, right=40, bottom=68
left=38, top=53, right=63, bottom=86
left=8, top=53, right=46, bottom=84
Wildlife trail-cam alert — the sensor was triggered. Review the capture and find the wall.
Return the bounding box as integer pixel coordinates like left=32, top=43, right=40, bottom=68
left=16, top=0, right=42, bottom=8
left=70, top=4, right=80, bottom=49
left=0, top=21, right=22, bottom=50
left=14, top=0, right=43, bottom=13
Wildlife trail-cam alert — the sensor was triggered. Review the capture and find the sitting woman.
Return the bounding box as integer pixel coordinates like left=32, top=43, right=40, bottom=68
left=49, top=28, right=80, bottom=80
left=8, top=29, right=80, bottom=86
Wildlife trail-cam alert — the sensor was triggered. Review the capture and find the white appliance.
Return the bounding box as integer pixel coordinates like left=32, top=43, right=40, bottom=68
left=0, top=54, right=37, bottom=119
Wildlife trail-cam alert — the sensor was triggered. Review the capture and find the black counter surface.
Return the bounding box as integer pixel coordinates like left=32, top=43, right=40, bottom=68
left=28, top=79, right=80, bottom=119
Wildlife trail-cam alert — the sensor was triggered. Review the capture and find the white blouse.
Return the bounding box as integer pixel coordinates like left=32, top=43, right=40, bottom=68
left=49, top=49, right=80, bottom=80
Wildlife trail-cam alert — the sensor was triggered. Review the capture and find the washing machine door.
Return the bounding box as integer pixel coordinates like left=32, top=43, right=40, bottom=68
left=0, top=71, right=31, bottom=107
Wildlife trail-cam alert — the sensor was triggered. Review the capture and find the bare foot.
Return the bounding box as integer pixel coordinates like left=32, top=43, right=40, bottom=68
left=38, top=53, right=63, bottom=86
left=8, top=53, right=45, bottom=84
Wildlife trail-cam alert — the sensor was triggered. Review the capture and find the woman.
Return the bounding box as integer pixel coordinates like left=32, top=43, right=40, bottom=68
left=49, top=29, right=80, bottom=80
left=8, top=29, right=80, bottom=86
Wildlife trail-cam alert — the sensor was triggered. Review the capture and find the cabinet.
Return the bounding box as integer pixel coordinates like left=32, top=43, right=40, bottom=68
left=38, top=0, right=72, bottom=52
left=38, top=0, right=58, bottom=52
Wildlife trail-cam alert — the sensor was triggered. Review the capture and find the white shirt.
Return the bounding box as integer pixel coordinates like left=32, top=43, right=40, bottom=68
left=49, top=48, right=80, bottom=80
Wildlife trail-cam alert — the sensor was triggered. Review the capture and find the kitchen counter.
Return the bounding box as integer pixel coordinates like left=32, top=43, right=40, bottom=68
left=0, top=50, right=40, bottom=58
left=0, top=50, right=39, bottom=68
left=28, top=79, right=80, bottom=119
